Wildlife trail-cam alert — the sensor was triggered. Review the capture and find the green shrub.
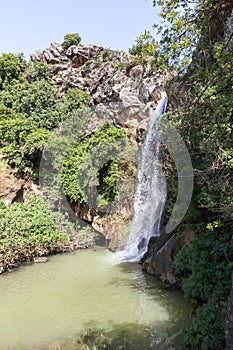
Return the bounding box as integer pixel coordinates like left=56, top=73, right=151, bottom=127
left=26, top=61, right=51, bottom=82
left=62, top=33, right=82, bottom=50
left=62, top=122, right=135, bottom=207
left=129, top=30, right=157, bottom=64
left=0, top=53, right=25, bottom=88
left=0, top=79, right=62, bottom=129
left=175, top=220, right=233, bottom=349
left=0, top=195, right=68, bottom=273
left=0, top=105, right=50, bottom=173
left=61, top=88, right=90, bottom=120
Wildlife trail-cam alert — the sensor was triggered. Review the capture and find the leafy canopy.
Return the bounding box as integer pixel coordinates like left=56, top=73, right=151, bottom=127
left=152, top=0, right=232, bottom=70
left=62, top=33, right=82, bottom=50
left=0, top=195, right=68, bottom=273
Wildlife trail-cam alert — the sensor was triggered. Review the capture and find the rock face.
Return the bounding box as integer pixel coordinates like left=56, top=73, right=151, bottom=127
left=30, top=42, right=167, bottom=248
left=0, top=159, right=24, bottom=204
left=30, top=42, right=167, bottom=118
left=142, top=228, right=195, bottom=285
left=0, top=159, right=42, bottom=205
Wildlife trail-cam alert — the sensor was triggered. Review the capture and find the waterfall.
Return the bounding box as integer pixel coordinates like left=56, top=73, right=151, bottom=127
left=122, top=93, right=168, bottom=261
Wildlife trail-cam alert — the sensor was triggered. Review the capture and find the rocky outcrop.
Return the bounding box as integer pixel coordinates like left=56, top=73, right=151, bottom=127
left=142, top=228, right=195, bottom=285
left=30, top=42, right=167, bottom=117
left=0, top=159, right=24, bottom=204
left=30, top=42, right=167, bottom=248
left=92, top=210, right=131, bottom=251
left=0, top=159, right=42, bottom=205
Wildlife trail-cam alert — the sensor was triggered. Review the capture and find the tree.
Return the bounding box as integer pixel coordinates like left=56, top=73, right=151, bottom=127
left=0, top=79, right=62, bottom=129
left=62, top=33, right=82, bottom=50
left=0, top=53, right=25, bottom=89
left=152, top=0, right=233, bottom=70
left=129, top=30, right=157, bottom=61
left=150, top=1, right=233, bottom=348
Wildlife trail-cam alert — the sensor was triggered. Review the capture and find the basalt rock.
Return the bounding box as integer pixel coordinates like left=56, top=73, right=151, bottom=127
left=141, top=229, right=195, bottom=285
left=30, top=42, right=168, bottom=118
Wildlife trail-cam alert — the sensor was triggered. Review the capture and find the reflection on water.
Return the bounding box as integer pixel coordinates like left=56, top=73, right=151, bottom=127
left=0, top=248, right=191, bottom=349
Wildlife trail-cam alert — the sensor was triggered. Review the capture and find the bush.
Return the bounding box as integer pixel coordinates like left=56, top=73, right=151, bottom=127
left=0, top=105, right=50, bottom=174
left=62, top=122, right=135, bottom=208
left=61, top=88, right=90, bottom=120
left=62, top=33, right=82, bottom=50
left=26, top=61, right=51, bottom=82
left=175, top=220, right=233, bottom=349
left=129, top=30, right=157, bottom=64
left=0, top=195, right=68, bottom=273
left=0, top=53, right=25, bottom=88
left=0, top=79, right=62, bottom=129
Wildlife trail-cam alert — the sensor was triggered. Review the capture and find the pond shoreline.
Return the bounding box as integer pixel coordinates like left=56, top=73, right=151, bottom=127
left=0, top=228, right=106, bottom=275
left=0, top=248, right=192, bottom=350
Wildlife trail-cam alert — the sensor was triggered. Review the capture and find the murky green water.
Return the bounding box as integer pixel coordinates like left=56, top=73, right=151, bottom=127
left=0, top=248, right=191, bottom=349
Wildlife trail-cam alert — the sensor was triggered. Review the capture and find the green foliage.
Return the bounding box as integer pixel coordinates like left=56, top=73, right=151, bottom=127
left=175, top=221, right=233, bottom=349
left=152, top=1, right=233, bottom=348
left=61, top=88, right=90, bottom=120
left=0, top=106, right=50, bottom=173
left=62, top=122, right=133, bottom=207
left=0, top=53, right=25, bottom=88
left=26, top=61, right=51, bottom=82
left=0, top=61, right=91, bottom=174
left=184, top=302, right=227, bottom=350
left=0, top=195, right=68, bottom=273
left=176, top=70, right=233, bottom=214
left=62, top=33, right=82, bottom=50
left=0, top=79, right=62, bottom=129
left=129, top=30, right=157, bottom=64
left=152, top=0, right=232, bottom=70
left=129, top=30, right=157, bottom=57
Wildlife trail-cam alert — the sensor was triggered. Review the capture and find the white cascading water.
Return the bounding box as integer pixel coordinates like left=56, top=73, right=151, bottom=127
left=121, top=92, right=168, bottom=262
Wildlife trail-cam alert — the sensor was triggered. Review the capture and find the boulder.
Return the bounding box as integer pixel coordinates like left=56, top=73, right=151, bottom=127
left=92, top=211, right=131, bottom=251
left=33, top=257, right=48, bottom=263
left=141, top=228, right=195, bottom=285
left=0, top=160, right=24, bottom=204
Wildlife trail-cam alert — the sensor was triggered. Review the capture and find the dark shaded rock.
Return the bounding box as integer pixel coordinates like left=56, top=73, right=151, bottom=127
left=137, top=237, right=147, bottom=251
left=142, top=234, right=180, bottom=285
left=142, top=229, right=195, bottom=285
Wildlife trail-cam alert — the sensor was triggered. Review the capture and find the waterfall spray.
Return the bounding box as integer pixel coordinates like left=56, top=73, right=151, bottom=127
left=122, top=92, right=168, bottom=261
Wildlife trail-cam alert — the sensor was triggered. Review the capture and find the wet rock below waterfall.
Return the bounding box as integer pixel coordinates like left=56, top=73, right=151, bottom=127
left=141, top=229, right=195, bottom=286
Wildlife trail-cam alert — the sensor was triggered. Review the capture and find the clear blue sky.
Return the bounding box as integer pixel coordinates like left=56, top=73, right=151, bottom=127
left=0, top=0, right=160, bottom=59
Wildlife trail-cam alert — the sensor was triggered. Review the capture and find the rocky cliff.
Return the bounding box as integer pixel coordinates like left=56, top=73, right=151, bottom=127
left=30, top=41, right=168, bottom=248
left=30, top=42, right=166, bottom=112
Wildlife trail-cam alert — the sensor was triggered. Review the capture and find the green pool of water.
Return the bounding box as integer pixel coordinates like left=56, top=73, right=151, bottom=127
left=0, top=248, right=191, bottom=349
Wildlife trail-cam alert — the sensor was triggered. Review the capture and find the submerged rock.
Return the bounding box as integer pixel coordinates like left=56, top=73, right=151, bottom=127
left=33, top=257, right=48, bottom=263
